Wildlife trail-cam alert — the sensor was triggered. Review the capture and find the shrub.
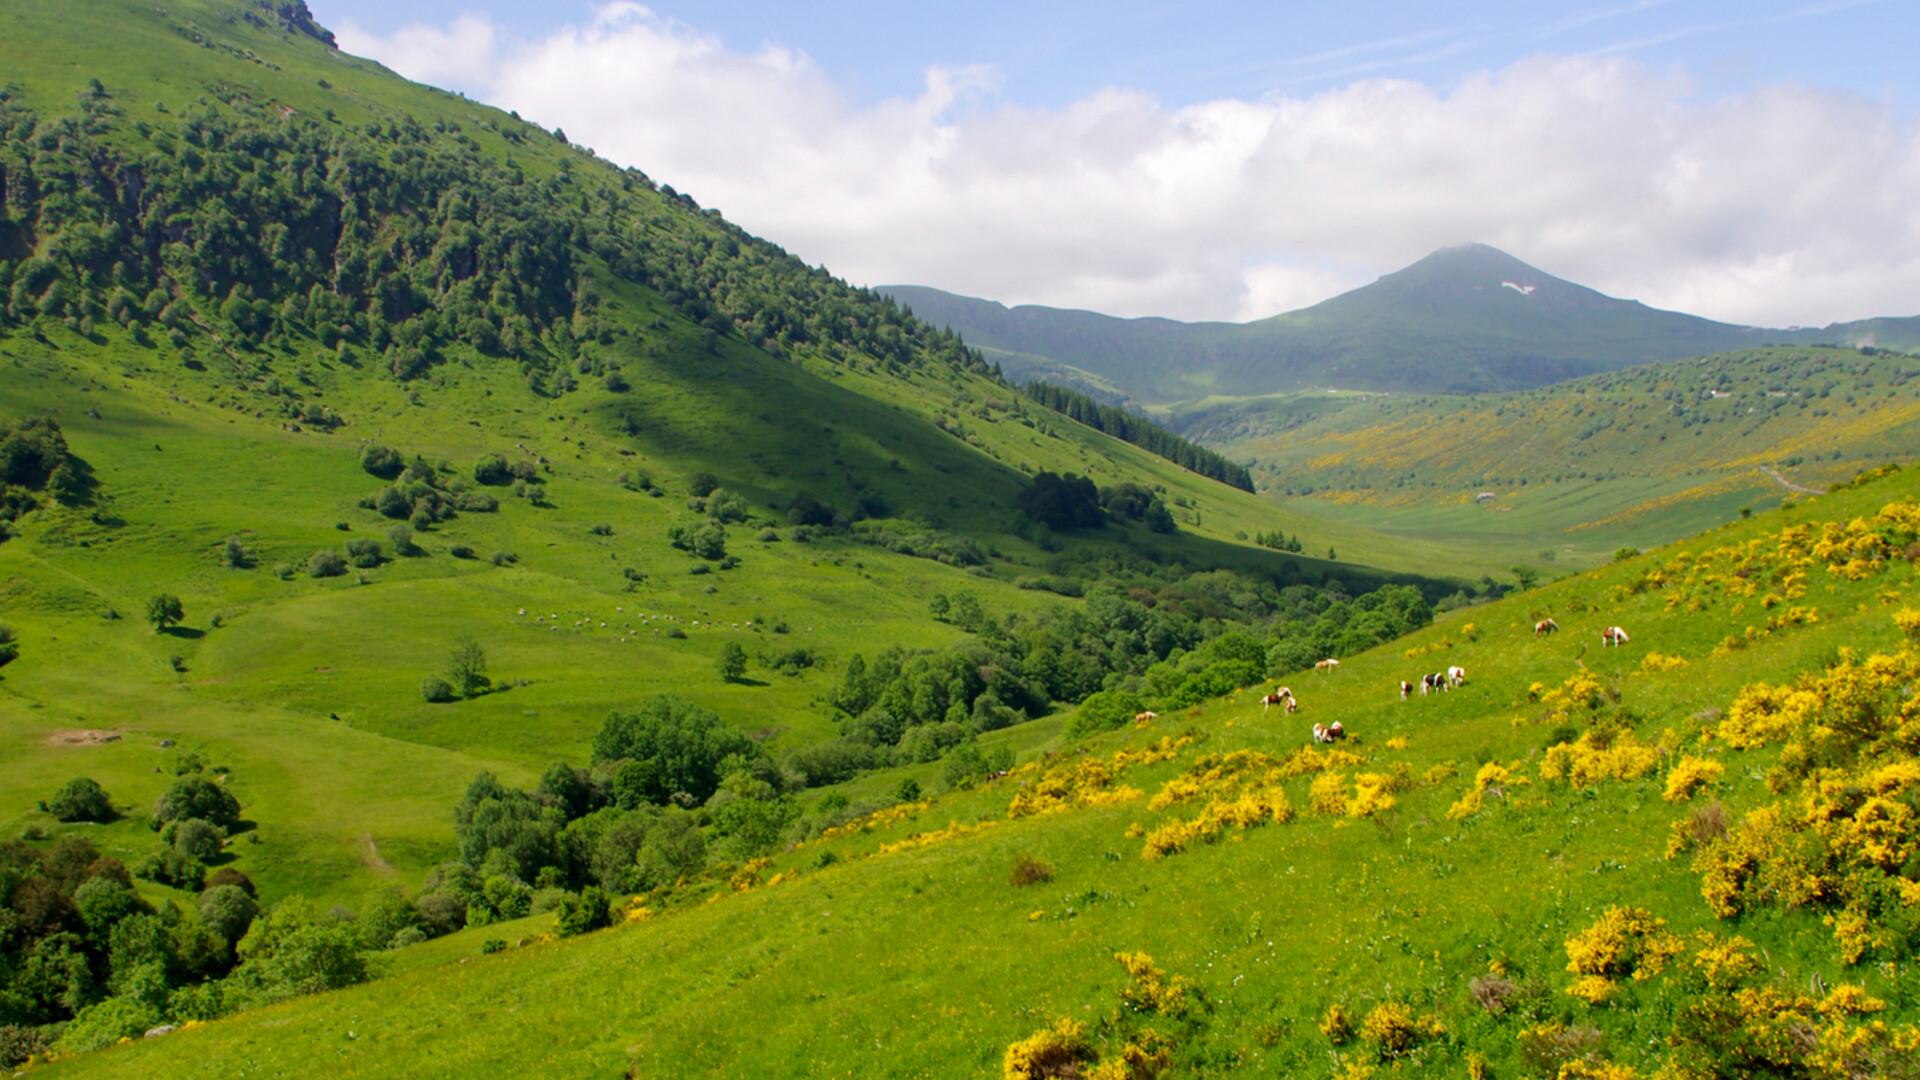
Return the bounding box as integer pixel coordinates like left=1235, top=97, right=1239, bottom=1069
left=449, top=545, right=476, bottom=559
left=0, top=624, right=14, bottom=668
left=474, top=453, right=510, bottom=485
left=1002, top=1018, right=1094, bottom=1080
left=1066, top=690, right=1146, bottom=739
left=687, top=469, right=718, bottom=497
left=344, top=538, right=384, bottom=568
left=307, top=550, right=346, bottom=577
left=1009, top=854, right=1053, bottom=887
left=0, top=1024, right=49, bottom=1068
left=897, top=777, right=922, bottom=802
left=48, top=776, right=114, bottom=822
left=221, top=536, right=251, bottom=568
left=207, top=866, right=257, bottom=896
left=150, top=775, right=241, bottom=833
left=359, top=444, right=403, bottom=478
left=555, top=885, right=615, bottom=936
left=171, top=817, right=225, bottom=861
left=387, top=523, right=416, bottom=554
left=421, top=675, right=455, bottom=703
left=136, top=846, right=206, bottom=891
left=489, top=551, right=517, bottom=567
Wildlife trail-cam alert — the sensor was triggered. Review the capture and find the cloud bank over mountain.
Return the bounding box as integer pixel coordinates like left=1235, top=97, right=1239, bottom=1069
left=338, top=2, right=1920, bottom=327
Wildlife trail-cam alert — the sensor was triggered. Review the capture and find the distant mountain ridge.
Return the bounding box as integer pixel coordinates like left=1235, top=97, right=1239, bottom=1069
left=883, top=244, right=1918, bottom=402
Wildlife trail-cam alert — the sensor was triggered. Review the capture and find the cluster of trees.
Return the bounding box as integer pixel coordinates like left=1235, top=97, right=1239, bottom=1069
left=1016, top=472, right=1175, bottom=534
left=812, top=576, right=1434, bottom=768
left=0, top=417, right=83, bottom=533
left=357, top=446, right=502, bottom=531
left=0, top=87, right=989, bottom=389
left=1253, top=529, right=1305, bottom=553
left=0, top=776, right=367, bottom=1058
left=1022, top=382, right=1254, bottom=491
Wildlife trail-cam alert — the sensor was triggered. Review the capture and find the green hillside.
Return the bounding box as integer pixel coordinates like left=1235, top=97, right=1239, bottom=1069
left=32, top=459, right=1920, bottom=1079
left=0, top=0, right=1538, bottom=1064
left=1171, top=345, right=1920, bottom=572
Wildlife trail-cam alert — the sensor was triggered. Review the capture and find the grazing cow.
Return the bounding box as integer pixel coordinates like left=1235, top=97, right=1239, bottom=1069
left=1261, top=688, right=1293, bottom=711
left=1285, top=696, right=1300, bottom=715
left=1311, top=724, right=1330, bottom=743
left=1602, top=626, right=1630, bottom=647
left=1315, top=658, right=1341, bottom=674
left=1448, top=665, right=1467, bottom=688
left=1535, top=618, right=1560, bottom=638
left=1134, top=710, right=1159, bottom=723
left=1328, top=721, right=1345, bottom=741
left=1399, top=680, right=1414, bottom=700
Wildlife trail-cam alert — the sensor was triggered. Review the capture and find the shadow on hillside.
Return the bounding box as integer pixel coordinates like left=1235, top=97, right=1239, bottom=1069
left=161, top=626, right=204, bottom=640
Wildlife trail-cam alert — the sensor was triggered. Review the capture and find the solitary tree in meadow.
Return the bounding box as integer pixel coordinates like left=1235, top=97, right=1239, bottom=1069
left=146, top=593, right=184, bottom=632
left=446, top=637, right=490, bottom=698
left=717, top=642, right=747, bottom=683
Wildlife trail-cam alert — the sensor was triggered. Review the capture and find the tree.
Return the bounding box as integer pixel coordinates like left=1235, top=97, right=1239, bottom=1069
left=171, top=817, right=225, bottom=861
left=1511, top=565, right=1540, bottom=591
left=145, top=593, right=183, bottom=632
left=199, top=884, right=259, bottom=946
left=446, top=637, right=490, bottom=698
left=687, top=470, right=719, bottom=497
left=717, top=642, right=747, bottom=682
left=1015, top=471, right=1103, bottom=530
left=221, top=536, right=250, bottom=568
left=48, top=777, right=114, bottom=822
left=420, top=675, right=455, bottom=703
left=0, top=624, right=16, bottom=668
left=149, top=775, right=241, bottom=833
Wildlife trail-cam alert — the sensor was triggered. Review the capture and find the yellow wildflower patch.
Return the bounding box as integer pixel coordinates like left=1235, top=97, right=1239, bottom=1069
left=1540, top=733, right=1659, bottom=789
left=1663, top=756, right=1725, bottom=802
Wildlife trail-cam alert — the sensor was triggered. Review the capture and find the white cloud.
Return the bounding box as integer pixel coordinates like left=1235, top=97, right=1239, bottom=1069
left=339, top=6, right=1920, bottom=327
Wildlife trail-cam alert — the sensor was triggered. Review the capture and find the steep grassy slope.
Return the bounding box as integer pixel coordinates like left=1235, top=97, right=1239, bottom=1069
left=0, top=0, right=1482, bottom=926
left=40, top=464, right=1920, bottom=1079
left=886, top=245, right=1800, bottom=402
left=1170, top=345, right=1920, bottom=573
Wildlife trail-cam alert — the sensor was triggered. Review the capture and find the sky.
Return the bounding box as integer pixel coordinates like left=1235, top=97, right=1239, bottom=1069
left=317, top=1, right=1918, bottom=327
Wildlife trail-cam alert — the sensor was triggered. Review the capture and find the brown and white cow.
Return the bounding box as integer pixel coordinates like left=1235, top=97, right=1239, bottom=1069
left=1315, top=658, right=1341, bottom=674
left=1447, top=665, right=1467, bottom=687
left=1399, top=680, right=1414, bottom=699
left=1261, top=688, right=1293, bottom=711
left=1134, top=710, right=1159, bottom=723
left=1602, top=626, right=1630, bottom=647
left=1535, top=618, right=1560, bottom=638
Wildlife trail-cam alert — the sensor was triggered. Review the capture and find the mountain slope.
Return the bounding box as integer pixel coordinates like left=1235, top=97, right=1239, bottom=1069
left=887, top=244, right=1913, bottom=401
left=1174, top=344, right=1920, bottom=571
left=0, top=0, right=1486, bottom=1005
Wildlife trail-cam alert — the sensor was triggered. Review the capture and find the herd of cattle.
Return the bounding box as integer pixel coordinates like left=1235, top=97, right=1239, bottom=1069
left=1216, top=622, right=1633, bottom=746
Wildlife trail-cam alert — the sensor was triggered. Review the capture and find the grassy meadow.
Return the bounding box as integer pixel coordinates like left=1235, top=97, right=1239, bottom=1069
left=32, top=460, right=1920, bottom=1078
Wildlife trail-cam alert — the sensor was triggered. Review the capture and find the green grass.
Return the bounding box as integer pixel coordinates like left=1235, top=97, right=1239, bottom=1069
left=36, top=465, right=1920, bottom=1078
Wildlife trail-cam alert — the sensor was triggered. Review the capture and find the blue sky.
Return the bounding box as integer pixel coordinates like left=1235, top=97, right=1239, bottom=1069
left=320, top=0, right=1913, bottom=110
left=321, top=1, right=1919, bottom=325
